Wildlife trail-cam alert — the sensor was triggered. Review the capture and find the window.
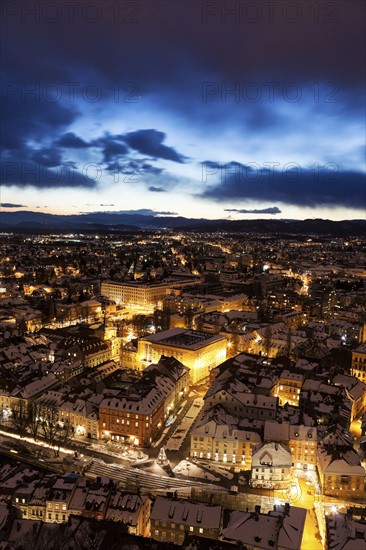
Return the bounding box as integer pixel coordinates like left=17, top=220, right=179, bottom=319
left=154, top=530, right=159, bottom=536
left=189, top=526, right=194, bottom=532
left=199, top=528, right=203, bottom=534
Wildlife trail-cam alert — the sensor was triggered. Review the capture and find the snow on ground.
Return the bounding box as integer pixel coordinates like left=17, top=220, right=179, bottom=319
left=89, top=442, right=148, bottom=462
left=152, top=427, right=169, bottom=448
left=173, top=460, right=219, bottom=481
left=194, top=460, right=234, bottom=480
left=166, top=398, right=203, bottom=451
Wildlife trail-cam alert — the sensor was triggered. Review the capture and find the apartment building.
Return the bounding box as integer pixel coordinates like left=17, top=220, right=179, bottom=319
left=106, top=492, right=151, bottom=537
left=264, top=421, right=317, bottom=471
left=352, top=343, right=366, bottom=382
left=274, top=370, right=304, bottom=407
left=251, top=442, right=292, bottom=489
left=317, top=446, right=365, bottom=499
left=99, top=360, right=187, bottom=446
left=190, top=409, right=261, bottom=469
left=222, top=504, right=306, bottom=550
left=150, top=497, right=222, bottom=544
left=204, top=380, right=278, bottom=421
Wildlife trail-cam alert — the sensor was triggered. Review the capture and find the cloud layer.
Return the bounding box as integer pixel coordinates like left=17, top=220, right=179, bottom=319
left=0, top=1, right=364, bottom=217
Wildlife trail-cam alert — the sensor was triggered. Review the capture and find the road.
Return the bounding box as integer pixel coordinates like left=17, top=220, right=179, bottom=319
left=296, top=478, right=323, bottom=550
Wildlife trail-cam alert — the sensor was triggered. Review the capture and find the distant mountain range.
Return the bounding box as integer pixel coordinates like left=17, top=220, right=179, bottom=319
left=0, top=210, right=365, bottom=236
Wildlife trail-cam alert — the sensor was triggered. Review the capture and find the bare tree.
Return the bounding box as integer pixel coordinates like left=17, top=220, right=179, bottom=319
left=285, top=327, right=293, bottom=359
left=263, top=325, right=272, bottom=357
left=27, top=402, right=42, bottom=441
left=184, top=306, right=194, bottom=329
left=38, top=406, right=72, bottom=457
left=11, top=399, right=29, bottom=435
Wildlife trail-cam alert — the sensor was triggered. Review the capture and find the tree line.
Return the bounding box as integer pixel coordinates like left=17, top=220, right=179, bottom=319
left=6, top=400, right=73, bottom=457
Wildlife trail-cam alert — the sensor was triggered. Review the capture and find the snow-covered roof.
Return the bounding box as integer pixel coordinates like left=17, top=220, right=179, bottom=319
left=222, top=505, right=306, bottom=550
left=317, top=447, right=365, bottom=476
left=151, top=497, right=222, bottom=529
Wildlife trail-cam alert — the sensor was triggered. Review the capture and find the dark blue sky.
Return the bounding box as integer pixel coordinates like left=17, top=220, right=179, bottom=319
left=1, top=0, right=365, bottom=219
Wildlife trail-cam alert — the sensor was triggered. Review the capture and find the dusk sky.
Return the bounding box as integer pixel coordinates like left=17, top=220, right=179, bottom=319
left=1, top=0, right=365, bottom=220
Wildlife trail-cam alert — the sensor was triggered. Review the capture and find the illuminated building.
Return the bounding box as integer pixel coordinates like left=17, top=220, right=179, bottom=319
left=251, top=442, right=292, bottom=489
left=289, top=426, right=317, bottom=471
left=352, top=343, right=366, bottom=382
left=132, top=328, right=227, bottom=384
left=264, top=421, right=317, bottom=471
left=99, top=357, right=188, bottom=446
left=317, top=446, right=365, bottom=499
left=274, top=371, right=304, bottom=406
left=190, top=415, right=261, bottom=469
left=101, top=278, right=199, bottom=307
left=151, top=497, right=222, bottom=544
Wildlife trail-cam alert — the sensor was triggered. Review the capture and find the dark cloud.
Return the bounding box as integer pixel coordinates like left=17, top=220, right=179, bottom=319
left=225, top=207, right=281, bottom=214
left=56, top=132, right=91, bottom=149
left=1, top=203, right=27, bottom=208
left=31, top=148, right=63, bottom=167
left=92, top=135, right=129, bottom=163
left=1, top=0, right=364, bottom=208
left=149, top=186, right=166, bottom=192
left=202, top=162, right=366, bottom=210
left=142, top=163, right=164, bottom=175
left=0, top=87, right=78, bottom=152
left=0, top=158, right=98, bottom=189
left=123, top=130, right=186, bottom=163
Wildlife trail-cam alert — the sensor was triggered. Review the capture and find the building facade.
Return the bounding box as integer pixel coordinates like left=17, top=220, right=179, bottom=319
left=251, top=442, right=293, bottom=489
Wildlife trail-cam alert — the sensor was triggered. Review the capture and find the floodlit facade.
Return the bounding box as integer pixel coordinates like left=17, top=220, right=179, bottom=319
left=289, top=425, right=317, bottom=471
left=251, top=442, right=292, bottom=489
left=101, top=279, right=198, bottom=307
left=190, top=421, right=261, bottom=469
left=124, top=328, right=227, bottom=383
left=274, top=370, right=304, bottom=407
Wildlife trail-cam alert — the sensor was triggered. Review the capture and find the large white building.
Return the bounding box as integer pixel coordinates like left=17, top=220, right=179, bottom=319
left=251, top=442, right=292, bottom=489
left=100, top=278, right=198, bottom=307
